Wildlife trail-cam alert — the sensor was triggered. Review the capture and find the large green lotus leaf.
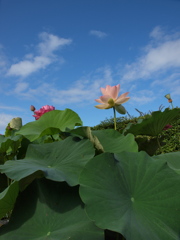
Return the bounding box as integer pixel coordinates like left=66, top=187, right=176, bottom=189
left=79, top=151, right=180, bottom=240
left=125, top=108, right=180, bottom=136
left=92, top=129, right=138, bottom=153
left=16, top=109, right=83, bottom=141
left=154, top=151, right=180, bottom=174
left=0, top=179, right=103, bottom=240
left=0, top=181, right=19, bottom=219
left=0, top=137, right=94, bottom=186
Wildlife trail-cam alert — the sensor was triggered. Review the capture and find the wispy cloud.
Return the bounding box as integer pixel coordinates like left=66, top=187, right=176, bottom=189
left=11, top=66, right=114, bottom=106
left=14, top=82, right=29, bottom=94
left=151, top=72, right=180, bottom=98
left=122, top=27, right=180, bottom=82
left=89, top=30, right=108, bottom=39
left=37, top=32, right=71, bottom=56
left=0, top=105, right=24, bottom=111
left=131, top=90, right=156, bottom=106
left=7, top=32, right=72, bottom=78
left=51, top=66, right=113, bottom=105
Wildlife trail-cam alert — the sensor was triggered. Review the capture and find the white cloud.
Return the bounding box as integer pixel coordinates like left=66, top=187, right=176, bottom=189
left=7, top=32, right=72, bottom=78
left=7, top=56, right=51, bottom=77
left=11, top=66, right=114, bottom=106
left=122, top=27, right=180, bottom=81
left=38, top=32, right=72, bottom=56
left=0, top=113, right=15, bottom=133
left=89, top=30, right=108, bottom=39
left=150, top=26, right=164, bottom=39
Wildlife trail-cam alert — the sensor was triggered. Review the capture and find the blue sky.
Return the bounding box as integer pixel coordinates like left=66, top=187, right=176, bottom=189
left=0, top=0, right=180, bottom=133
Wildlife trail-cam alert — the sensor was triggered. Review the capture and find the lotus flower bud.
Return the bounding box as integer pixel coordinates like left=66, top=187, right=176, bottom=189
left=10, top=117, right=22, bottom=130
left=30, top=105, right=36, bottom=111
left=115, top=104, right=126, bottom=114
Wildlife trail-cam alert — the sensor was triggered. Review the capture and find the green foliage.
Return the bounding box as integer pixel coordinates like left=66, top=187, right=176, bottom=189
left=93, top=108, right=180, bottom=155
left=92, top=129, right=138, bottom=153
left=154, top=151, right=180, bottom=175
left=79, top=151, right=180, bottom=240
left=16, top=109, right=83, bottom=142
left=0, top=137, right=94, bottom=186
left=156, top=117, right=180, bottom=154
left=0, top=107, right=180, bottom=240
left=124, top=108, right=180, bottom=136
left=0, top=179, right=103, bottom=240
left=0, top=182, right=19, bottom=220
left=92, top=116, right=137, bottom=133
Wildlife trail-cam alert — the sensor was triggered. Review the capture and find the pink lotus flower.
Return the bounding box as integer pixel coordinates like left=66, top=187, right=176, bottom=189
left=95, top=84, right=130, bottom=109
left=33, top=105, right=55, bottom=120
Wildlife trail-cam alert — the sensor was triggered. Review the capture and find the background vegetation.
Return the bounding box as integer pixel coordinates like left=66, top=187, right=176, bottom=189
left=92, top=107, right=180, bottom=155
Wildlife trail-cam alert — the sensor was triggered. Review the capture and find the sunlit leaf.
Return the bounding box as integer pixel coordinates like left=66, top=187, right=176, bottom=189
left=16, top=109, right=83, bottom=141
left=0, top=137, right=94, bottom=186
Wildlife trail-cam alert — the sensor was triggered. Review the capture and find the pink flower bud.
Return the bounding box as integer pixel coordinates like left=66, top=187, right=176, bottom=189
left=30, top=105, right=36, bottom=111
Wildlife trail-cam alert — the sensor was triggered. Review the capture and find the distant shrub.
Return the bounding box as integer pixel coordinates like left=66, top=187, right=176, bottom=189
left=92, top=109, right=180, bottom=155
left=156, top=116, right=180, bottom=154
left=91, top=116, right=138, bottom=133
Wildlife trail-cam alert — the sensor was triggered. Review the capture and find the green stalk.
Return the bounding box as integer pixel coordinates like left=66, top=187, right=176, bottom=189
left=50, top=135, right=55, bottom=141
left=171, top=102, right=174, bottom=109
left=113, top=107, right=117, bottom=130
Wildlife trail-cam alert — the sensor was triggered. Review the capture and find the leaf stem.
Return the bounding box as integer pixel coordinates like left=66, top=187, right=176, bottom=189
left=171, top=102, right=174, bottom=109
left=113, top=107, right=117, bottom=130
left=50, top=135, right=55, bottom=141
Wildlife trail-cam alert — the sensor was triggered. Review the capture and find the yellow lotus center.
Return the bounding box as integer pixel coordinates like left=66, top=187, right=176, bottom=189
left=108, top=98, right=115, bottom=107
